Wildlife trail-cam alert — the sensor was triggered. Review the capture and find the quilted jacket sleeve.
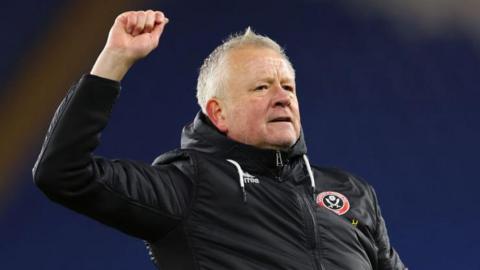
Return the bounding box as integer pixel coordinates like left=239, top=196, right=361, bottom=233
left=32, top=74, right=194, bottom=241
left=370, top=186, right=407, bottom=270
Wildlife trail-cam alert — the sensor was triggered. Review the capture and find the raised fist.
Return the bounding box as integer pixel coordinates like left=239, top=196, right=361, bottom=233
left=107, top=10, right=169, bottom=61
left=91, top=10, right=169, bottom=81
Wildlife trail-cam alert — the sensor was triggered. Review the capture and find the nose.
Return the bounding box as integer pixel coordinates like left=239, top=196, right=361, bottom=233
left=272, top=84, right=292, bottom=108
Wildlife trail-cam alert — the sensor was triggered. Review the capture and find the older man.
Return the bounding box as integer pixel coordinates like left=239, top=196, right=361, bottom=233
left=33, top=10, right=406, bottom=270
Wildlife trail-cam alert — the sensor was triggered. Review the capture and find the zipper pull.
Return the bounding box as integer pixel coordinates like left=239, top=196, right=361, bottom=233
left=275, top=150, right=283, bottom=167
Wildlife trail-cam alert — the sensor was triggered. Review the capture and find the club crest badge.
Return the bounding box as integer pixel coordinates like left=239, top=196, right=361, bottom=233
left=316, top=191, right=350, bottom=215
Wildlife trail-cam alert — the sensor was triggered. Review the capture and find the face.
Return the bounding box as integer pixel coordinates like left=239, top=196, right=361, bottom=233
left=208, top=46, right=301, bottom=150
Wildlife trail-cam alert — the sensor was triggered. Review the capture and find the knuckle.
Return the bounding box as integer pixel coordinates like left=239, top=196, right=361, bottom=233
left=120, top=11, right=131, bottom=17
left=116, top=12, right=126, bottom=20
left=146, top=10, right=155, bottom=20
left=128, top=12, right=136, bottom=22
left=133, top=11, right=141, bottom=20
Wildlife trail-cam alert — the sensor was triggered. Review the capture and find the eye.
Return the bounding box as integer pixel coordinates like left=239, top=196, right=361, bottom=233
left=282, top=85, right=295, bottom=92
left=255, top=85, right=268, bottom=91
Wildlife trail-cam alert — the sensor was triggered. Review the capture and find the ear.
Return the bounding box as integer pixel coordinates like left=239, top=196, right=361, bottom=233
left=206, top=98, right=228, bottom=133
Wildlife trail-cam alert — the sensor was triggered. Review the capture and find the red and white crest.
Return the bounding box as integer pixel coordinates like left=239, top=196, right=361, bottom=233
left=316, top=191, right=350, bottom=215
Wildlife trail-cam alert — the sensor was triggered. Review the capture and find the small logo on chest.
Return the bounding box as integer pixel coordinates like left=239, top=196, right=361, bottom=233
left=316, top=191, right=350, bottom=215
left=243, top=172, right=260, bottom=184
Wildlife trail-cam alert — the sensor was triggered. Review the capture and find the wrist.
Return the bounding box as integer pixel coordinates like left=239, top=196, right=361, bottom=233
left=90, top=49, right=134, bottom=81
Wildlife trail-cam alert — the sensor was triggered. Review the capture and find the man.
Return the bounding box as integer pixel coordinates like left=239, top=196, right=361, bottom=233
left=33, top=10, right=406, bottom=270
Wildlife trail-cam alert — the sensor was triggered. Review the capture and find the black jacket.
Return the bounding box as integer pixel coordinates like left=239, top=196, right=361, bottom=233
left=33, top=74, right=406, bottom=270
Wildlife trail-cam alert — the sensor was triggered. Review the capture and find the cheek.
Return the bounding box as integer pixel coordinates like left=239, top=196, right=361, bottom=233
left=291, top=100, right=302, bottom=132
left=231, top=104, right=266, bottom=130
left=244, top=107, right=265, bottom=126
left=292, top=99, right=300, bottom=117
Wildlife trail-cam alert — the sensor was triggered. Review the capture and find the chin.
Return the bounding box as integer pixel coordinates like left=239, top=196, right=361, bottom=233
left=267, top=136, right=297, bottom=149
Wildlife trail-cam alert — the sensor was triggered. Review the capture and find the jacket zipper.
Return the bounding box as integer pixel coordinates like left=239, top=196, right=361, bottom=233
left=301, top=194, right=324, bottom=270
left=275, top=150, right=283, bottom=166
left=276, top=151, right=323, bottom=269
left=275, top=151, right=283, bottom=180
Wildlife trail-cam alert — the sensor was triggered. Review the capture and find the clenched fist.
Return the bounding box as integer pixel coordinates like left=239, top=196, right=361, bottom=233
left=91, top=10, right=169, bottom=81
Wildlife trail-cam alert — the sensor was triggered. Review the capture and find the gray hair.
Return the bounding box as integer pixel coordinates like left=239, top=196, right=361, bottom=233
left=196, top=27, right=295, bottom=113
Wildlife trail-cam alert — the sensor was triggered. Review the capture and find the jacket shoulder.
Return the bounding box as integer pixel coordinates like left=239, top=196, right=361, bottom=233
left=152, top=149, right=191, bottom=165
left=311, top=165, right=373, bottom=190
left=152, top=149, right=199, bottom=181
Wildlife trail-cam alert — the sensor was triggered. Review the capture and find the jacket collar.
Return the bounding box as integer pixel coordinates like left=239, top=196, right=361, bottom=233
left=180, top=112, right=307, bottom=170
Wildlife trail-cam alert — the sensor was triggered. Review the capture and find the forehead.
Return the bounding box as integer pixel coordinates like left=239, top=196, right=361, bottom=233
left=226, top=47, right=294, bottom=79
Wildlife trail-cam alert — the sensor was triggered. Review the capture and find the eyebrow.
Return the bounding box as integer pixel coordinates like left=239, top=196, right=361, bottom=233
left=256, top=77, right=295, bottom=84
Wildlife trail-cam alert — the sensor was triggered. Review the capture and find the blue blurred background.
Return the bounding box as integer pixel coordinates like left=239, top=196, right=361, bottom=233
left=1, top=0, right=479, bottom=269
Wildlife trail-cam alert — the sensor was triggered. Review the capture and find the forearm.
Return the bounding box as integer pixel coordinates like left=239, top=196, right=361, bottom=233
left=32, top=75, right=192, bottom=240
left=33, top=74, right=120, bottom=191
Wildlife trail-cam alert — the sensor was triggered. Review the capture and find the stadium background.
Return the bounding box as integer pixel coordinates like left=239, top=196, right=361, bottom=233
left=1, top=0, right=479, bottom=269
